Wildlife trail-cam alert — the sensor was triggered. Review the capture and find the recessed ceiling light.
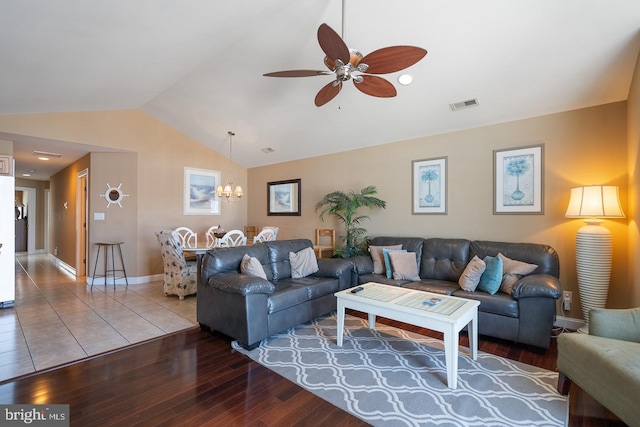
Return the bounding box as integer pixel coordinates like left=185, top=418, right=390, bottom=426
left=261, top=147, right=275, bottom=153
left=22, top=173, right=31, bottom=177
left=398, top=74, right=413, bottom=85
left=32, top=150, right=62, bottom=158
left=38, top=157, right=49, bottom=161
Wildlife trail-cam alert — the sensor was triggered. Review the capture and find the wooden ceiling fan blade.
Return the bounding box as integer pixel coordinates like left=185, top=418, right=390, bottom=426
left=353, top=75, right=397, bottom=98
left=360, top=46, right=427, bottom=74
left=315, top=81, right=342, bottom=107
left=317, top=23, right=350, bottom=65
left=263, top=70, right=329, bottom=77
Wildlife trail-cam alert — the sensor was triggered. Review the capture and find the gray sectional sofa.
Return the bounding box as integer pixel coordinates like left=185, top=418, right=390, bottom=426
left=198, top=236, right=562, bottom=350
left=197, top=239, right=353, bottom=349
left=352, top=237, right=563, bottom=349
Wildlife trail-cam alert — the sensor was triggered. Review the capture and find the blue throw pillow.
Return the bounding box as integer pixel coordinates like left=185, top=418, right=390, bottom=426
left=477, top=255, right=503, bottom=294
left=382, top=248, right=407, bottom=279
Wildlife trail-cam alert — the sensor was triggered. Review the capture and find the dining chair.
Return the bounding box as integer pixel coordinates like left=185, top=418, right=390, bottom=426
left=218, top=229, right=247, bottom=247
left=174, top=226, right=198, bottom=261
left=205, top=225, right=221, bottom=248
left=253, top=228, right=277, bottom=244
left=155, top=230, right=197, bottom=300
left=261, top=226, right=279, bottom=239
left=244, top=225, right=258, bottom=241
left=174, top=226, right=197, bottom=248
left=313, top=228, right=335, bottom=258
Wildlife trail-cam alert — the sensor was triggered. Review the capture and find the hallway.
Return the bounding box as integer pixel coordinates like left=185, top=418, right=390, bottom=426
left=0, top=254, right=197, bottom=383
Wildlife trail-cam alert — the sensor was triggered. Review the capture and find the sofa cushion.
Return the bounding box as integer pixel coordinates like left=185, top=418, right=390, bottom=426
left=267, top=282, right=310, bottom=314
left=470, top=240, right=559, bottom=277
left=241, top=254, right=267, bottom=279
left=389, top=251, right=420, bottom=281
left=289, top=247, right=319, bottom=278
left=369, top=244, right=402, bottom=274
left=419, top=238, right=471, bottom=282
left=266, top=239, right=314, bottom=281
left=458, top=255, right=486, bottom=292
left=498, top=252, right=538, bottom=294
left=382, top=248, right=407, bottom=279
left=403, top=279, right=460, bottom=295
left=452, top=289, right=519, bottom=318
left=357, top=273, right=407, bottom=287
left=369, top=237, right=424, bottom=261
left=477, top=255, right=503, bottom=294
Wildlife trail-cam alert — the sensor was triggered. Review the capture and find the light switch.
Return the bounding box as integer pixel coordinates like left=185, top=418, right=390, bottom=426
left=94, top=212, right=105, bottom=221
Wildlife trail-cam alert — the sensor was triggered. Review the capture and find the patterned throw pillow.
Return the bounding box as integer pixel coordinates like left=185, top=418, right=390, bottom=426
left=477, top=255, right=503, bottom=295
left=458, top=255, right=486, bottom=292
left=289, top=247, right=319, bottom=278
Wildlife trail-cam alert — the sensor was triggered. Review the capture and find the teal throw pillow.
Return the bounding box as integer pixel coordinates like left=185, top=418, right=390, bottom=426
left=477, top=255, right=503, bottom=295
left=382, top=248, right=407, bottom=279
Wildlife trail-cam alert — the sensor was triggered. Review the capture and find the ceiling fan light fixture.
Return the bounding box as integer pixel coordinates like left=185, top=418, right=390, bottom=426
left=398, top=74, right=413, bottom=85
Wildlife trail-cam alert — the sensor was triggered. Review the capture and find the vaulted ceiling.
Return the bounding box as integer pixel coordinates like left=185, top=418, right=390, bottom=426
left=2, top=0, right=639, bottom=180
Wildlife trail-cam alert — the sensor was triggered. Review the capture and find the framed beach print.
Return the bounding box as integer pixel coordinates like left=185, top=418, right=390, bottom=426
left=183, top=167, right=221, bottom=215
left=493, top=144, right=544, bottom=214
left=267, top=179, right=301, bottom=216
left=412, top=157, right=447, bottom=214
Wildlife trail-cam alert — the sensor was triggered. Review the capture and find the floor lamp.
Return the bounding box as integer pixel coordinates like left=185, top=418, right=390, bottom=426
left=565, top=185, right=625, bottom=333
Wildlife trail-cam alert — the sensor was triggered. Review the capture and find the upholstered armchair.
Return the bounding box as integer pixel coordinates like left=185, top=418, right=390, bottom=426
left=557, top=307, right=640, bottom=426
left=155, top=230, right=197, bottom=300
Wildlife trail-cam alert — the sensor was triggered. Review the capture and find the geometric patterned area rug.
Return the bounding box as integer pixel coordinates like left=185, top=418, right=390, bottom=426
left=232, top=313, right=567, bottom=427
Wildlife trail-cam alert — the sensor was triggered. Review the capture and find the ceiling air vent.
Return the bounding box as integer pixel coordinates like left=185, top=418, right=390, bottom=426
left=449, top=98, right=479, bottom=111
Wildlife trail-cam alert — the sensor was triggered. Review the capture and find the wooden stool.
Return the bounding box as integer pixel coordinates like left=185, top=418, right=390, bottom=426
left=91, top=242, right=129, bottom=290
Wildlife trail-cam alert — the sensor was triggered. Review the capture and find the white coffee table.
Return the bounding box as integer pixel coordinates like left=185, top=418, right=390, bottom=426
left=335, top=282, right=480, bottom=389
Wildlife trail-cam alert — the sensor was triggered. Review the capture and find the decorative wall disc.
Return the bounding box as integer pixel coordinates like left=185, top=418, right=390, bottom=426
left=100, top=183, right=129, bottom=208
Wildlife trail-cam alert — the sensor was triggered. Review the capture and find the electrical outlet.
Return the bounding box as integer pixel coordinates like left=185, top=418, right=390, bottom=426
left=563, top=291, right=572, bottom=311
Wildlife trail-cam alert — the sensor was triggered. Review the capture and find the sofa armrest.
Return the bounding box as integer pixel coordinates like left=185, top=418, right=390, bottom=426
left=316, top=258, right=354, bottom=278
left=349, top=255, right=374, bottom=275
left=590, top=308, right=640, bottom=343
left=511, top=274, right=562, bottom=299
left=206, top=272, right=275, bottom=296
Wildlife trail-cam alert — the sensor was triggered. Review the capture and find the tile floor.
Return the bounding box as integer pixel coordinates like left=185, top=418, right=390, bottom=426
left=0, top=254, right=197, bottom=383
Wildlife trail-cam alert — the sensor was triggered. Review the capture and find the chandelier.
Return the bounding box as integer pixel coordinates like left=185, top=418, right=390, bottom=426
left=216, top=131, right=244, bottom=202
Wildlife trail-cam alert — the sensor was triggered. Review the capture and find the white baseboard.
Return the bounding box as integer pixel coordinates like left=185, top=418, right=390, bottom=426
left=45, top=254, right=163, bottom=286
left=554, top=315, right=584, bottom=330
left=84, top=273, right=163, bottom=286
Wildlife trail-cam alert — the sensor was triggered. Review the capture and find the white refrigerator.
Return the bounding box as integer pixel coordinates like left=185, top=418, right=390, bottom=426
left=0, top=175, right=15, bottom=307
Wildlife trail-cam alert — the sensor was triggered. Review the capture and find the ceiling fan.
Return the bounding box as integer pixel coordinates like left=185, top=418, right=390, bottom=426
left=263, top=22, right=427, bottom=107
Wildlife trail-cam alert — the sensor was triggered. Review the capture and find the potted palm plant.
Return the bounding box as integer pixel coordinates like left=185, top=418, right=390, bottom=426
left=315, top=185, right=386, bottom=258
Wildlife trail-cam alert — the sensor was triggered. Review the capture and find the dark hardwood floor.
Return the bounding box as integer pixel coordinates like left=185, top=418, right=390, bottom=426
left=0, top=312, right=626, bottom=426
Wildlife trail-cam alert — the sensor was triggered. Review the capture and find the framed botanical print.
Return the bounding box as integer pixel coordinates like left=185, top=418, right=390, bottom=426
left=493, top=144, right=544, bottom=214
left=412, top=157, right=447, bottom=214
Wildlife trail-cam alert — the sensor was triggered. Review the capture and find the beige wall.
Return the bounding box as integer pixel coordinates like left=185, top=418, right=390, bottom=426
left=0, top=110, right=247, bottom=277
left=628, top=49, right=640, bottom=307
left=0, top=101, right=633, bottom=318
left=249, top=102, right=629, bottom=318
left=51, top=154, right=90, bottom=267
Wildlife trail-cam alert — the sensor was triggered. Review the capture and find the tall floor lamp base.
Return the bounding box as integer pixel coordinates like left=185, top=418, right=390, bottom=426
left=575, top=222, right=612, bottom=334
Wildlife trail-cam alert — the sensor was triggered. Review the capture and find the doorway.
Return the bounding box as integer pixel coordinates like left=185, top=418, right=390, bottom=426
left=15, top=186, right=36, bottom=254
left=75, top=169, right=88, bottom=277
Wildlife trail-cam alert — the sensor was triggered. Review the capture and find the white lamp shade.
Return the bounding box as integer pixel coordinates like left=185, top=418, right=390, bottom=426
left=565, top=185, right=625, bottom=218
